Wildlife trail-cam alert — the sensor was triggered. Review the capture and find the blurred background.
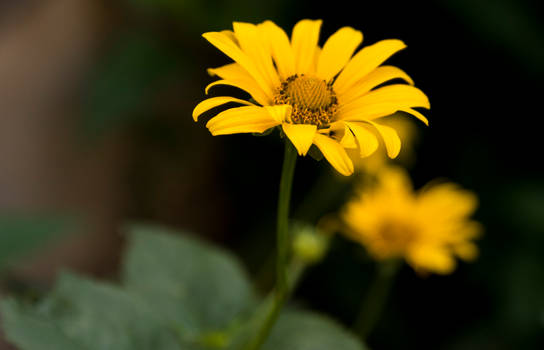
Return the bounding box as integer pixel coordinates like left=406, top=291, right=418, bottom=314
left=0, top=0, right=543, bottom=349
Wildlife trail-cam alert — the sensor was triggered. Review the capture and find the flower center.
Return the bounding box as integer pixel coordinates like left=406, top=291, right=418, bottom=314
left=274, top=74, right=337, bottom=128
left=374, top=220, right=417, bottom=258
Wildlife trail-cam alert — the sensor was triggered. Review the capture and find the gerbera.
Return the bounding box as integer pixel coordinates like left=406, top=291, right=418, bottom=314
left=341, top=167, right=481, bottom=274
left=193, top=20, right=430, bottom=176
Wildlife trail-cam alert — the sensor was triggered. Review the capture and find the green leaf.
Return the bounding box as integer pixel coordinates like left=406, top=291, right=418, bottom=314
left=1, top=272, right=181, bottom=350
left=263, top=310, right=366, bottom=350
left=122, top=224, right=256, bottom=336
left=0, top=214, right=71, bottom=268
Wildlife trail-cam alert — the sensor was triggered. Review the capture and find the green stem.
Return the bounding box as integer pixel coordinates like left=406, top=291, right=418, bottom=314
left=245, top=140, right=297, bottom=350
left=354, top=260, right=401, bottom=341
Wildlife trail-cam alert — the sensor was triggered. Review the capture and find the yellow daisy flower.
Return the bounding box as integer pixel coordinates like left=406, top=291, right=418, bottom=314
left=193, top=20, right=430, bottom=176
left=341, top=167, right=481, bottom=274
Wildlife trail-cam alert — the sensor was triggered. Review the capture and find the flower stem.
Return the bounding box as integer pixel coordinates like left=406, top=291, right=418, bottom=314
left=353, top=260, right=401, bottom=341
left=245, top=140, right=297, bottom=350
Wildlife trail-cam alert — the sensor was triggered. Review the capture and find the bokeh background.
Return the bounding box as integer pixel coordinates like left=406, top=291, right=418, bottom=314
left=0, top=0, right=543, bottom=349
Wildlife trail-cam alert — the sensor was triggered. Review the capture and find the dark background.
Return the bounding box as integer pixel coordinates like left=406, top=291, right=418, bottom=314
left=0, top=0, right=543, bottom=349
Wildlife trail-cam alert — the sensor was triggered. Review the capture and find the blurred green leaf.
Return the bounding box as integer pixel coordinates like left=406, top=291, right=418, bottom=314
left=1, top=272, right=180, bottom=350
left=2, top=224, right=367, bottom=350
left=0, top=214, right=71, bottom=268
left=122, top=224, right=256, bottom=336
left=82, top=33, right=177, bottom=138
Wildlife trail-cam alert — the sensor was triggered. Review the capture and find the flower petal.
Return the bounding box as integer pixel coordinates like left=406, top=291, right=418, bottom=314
left=203, top=31, right=275, bottom=100
left=291, top=19, right=322, bottom=74
left=400, top=108, right=429, bottom=126
left=232, top=22, right=280, bottom=90
left=313, top=133, right=354, bottom=176
left=339, top=65, right=413, bottom=105
left=282, top=123, right=317, bottom=156
left=334, top=39, right=406, bottom=95
left=316, top=27, right=363, bottom=81
left=264, top=104, right=292, bottom=123
left=367, top=121, right=401, bottom=158
left=206, top=106, right=280, bottom=135
left=261, top=21, right=296, bottom=80
left=208, top=63, right=271, bottom=105
left=193, top=96, right=254, bottom=121
left=338, top=84, right=430, bottom=121
left=330, top=121, right=357, bottom=149
left=343, top=121, right=379, bottom=157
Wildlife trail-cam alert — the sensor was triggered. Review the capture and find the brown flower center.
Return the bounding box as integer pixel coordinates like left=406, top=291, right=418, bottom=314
left=274, top=74, right=337, bottom=128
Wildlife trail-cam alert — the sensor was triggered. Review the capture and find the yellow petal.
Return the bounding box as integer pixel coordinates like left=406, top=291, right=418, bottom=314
left=334, top=39, right=406, bottom=95
left=343, top=121, right=379, bottom=157
left=203, top=31, right=275, bottom=100
left=264, top=104, right=292, bottom=123
left=338, top=84, right=430, bottom=121
left=316, top=27, right=363, bottom=81
left=313, top=133, right=354, bottom=176
left=282, top=123, right=317, bottom=156
left=206, top=106, right=280, bottom=135
left=261, top=21, right=296, bottom=80
left=193, top=96, right=254, bottom=121
left=339, top=65, right=414, bottom=104
left=400, top=108, right=429, bottom=126
left=208, top=63, right=270, bottom=105
left=367, top=121, right=401, bottom=158
left=232, top=22, right=280, bottom=90
left=291, top=19, right=322, bottom=74
left=330, top=121, right=357, bottom=149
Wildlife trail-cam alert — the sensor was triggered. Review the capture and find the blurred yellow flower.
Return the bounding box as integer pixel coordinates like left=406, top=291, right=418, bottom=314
left=341, top=167, right=481, bottom=274
left=193, top=20, right=429, bottom=176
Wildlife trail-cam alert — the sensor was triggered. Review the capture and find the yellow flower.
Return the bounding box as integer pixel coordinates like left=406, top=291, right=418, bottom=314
left=341, top=167, right=481, bottom=274
left=193, top=20, right=430, bottom=176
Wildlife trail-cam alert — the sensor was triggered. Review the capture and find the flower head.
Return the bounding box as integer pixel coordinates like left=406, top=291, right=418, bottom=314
left=193, top=20, right=430, bottom=176
left=341, top=167, right=481, bottom=274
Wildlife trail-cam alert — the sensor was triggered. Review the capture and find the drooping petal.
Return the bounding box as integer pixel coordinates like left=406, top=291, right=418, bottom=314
left=329, top=121, right=357, bottom=149
left=367, top=121, right=401, bottom=158
left=313, top=133, right=354, bottom=176
left=343, top=121, right=379, bottom=157
left=399, top=108, right=429, bottom=126
left=291, top=19, right=322, bottom=74
left=232, top=22, right=280, bottom=90
left=193, top=96, right=254, bottom=121
left=282, top=123, right=317, bottom=156
left=208, top=63, right=271, bottom=105
left=338, top=84, right=430, bottom=121
left=261, top=21, right=296, bottom=80
left=206, top=106, right=280, bottom=135
left=334, top=39, right=407, bottom=95
left=203, top=31, right=275, bottom=100
left=316, top=27, right=363, bottom=81
left=338, top=65, right=414, bottom=105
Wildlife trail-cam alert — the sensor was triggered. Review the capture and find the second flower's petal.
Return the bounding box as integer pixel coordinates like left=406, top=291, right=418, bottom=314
left=193, top=96, right=254, bottom=121
left=343, top=121, right=379, bottom=157
left=367, top=121, right=401, bottom=158
left=203, top=31, right=275, bottom=100
left=334, top=39, right=406, bottom=95
left=316, top=27, right=363, bottom=82
left=282, top=123, right=317, bottom=156
left=208, top=63, right=271, bottom=105
left=291, top=19, right=322, bottom=74
left=261, top=21, right=296, bottom=80
left=313, top=133, right=354, bottom=176
left=338, top=66, right=414, bottom=105
left=206, top=106, right=281, bottom=135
